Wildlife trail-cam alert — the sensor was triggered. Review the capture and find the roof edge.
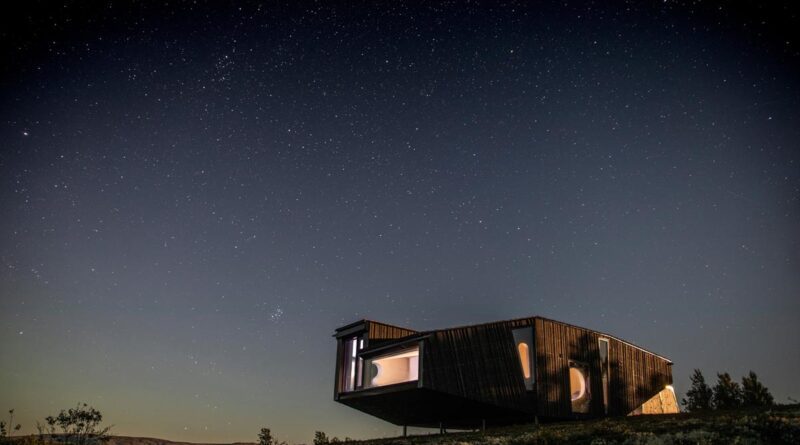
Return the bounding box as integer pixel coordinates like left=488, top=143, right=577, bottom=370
left=332, top=315, right=672, bottom=364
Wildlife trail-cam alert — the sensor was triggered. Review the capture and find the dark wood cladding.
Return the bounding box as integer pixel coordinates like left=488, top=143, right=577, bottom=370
left=334, top=316, right=673, bottom=426
left=367, top=321, right=416, bottom=342
left=333, top=336, right=344, bottom=398
left=421, top=321, right=531, bottom=414
left=608, top=336, right=672, bottom=415
left=532, top=317, right=672, bottom=418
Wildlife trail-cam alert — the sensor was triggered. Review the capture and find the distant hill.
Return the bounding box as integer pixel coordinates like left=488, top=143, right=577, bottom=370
left=104, top=438, right=255, bottom=445
left=10, top=437, right=255, bottom=445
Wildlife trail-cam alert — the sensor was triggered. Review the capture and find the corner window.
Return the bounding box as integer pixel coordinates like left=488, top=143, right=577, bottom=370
left=341, top=336, right=364, bottom=392
left=364, top=345, right=419, bottom=388
left=570, top=360, right=591, bottom=413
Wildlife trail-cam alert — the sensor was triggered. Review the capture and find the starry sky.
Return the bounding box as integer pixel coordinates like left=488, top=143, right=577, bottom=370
left=1, top=1, right=799, bottom=443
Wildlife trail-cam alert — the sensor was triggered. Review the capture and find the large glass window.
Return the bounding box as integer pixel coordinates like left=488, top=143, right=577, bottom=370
left=364, top=345, right=419, bottom=388
left=341, top=336, right=364, bottom=392
left=599, top=338, right=610, bottom=414
left=570, top=360, right=591, bottom=413
left=512, top=327, right=534, bottom=390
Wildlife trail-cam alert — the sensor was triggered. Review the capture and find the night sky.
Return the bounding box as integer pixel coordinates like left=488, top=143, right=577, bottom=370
left=1, top=1, right=799, bottom=443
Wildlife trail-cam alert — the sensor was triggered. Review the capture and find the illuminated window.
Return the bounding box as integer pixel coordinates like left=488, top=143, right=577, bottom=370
left=512, top=327, right=534, bottom=390
left=570, top=361, right=590, bottom=413
left=517, top=343, right=531, bottom=379
left=364, top=346, right=419, bottom=388
left=341, top=336, right=364, bottom=392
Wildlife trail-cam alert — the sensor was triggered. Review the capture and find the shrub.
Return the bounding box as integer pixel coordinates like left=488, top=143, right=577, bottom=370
left=314, top=432, right=329, bottom=445
left=712, top=372, right=742, bottom=410
left=741, top=371, right=774, bottom=407
left=682, top=369, right=713, bottom=412
left=39, top=403, right=111, bottom=445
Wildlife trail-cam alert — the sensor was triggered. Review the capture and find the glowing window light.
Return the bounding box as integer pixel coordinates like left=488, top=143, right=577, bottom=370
left=517, top=342, right=531, bottom=379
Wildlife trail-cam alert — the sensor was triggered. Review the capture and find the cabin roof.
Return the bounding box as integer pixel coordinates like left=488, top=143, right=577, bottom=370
left=334, top=315, right=672, bottom=364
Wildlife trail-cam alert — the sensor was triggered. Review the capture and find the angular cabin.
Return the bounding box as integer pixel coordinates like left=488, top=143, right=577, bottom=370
left=333, top=316, right=678, bottom=429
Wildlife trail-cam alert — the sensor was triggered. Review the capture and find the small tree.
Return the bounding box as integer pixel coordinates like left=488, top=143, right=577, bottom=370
left=258, top=428, right=274, bottom=445
left=1, top=409, right=22, bottom=443
left=42, top=403, right=111, bottom=445
left=712, top=372, right=743, bottom=410
left=741, top=371, right=774, bottom=407
left=681, top=369, right=713, bottom=412
left=258, top=428, right=286, bottom=445
left=313, top=431, right=329, bottom=445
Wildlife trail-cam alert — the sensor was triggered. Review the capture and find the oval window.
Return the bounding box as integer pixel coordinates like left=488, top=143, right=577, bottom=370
left=570, top=366, right=587, bottom=401
left=517, top=343, right=531, bottom=379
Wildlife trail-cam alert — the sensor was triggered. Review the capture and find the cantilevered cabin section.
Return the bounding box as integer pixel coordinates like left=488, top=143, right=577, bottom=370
left=333, top=316, right=678, bottom=429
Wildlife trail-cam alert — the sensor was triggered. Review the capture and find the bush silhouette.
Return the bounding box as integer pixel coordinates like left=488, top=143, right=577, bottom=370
left=712, top=372, right=743, bottom=410
left=682, top=369, right=713, bottom=412
left=39, top=403, right=111, bottom=445
left=741, top=371, right=774, bottom=407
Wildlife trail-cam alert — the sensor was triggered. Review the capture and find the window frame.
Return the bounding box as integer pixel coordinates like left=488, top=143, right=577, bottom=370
left=512, top=326, right=535, bottom=391
left=362, top=343, right=421, bottom=389
left=598, top=337, right=610, bottom=414
left=569, top=359, right=591, bottom=413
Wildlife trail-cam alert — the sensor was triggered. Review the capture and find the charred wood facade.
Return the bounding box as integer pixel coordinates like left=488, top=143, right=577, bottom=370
left=333, top=316, right=677, bottom=428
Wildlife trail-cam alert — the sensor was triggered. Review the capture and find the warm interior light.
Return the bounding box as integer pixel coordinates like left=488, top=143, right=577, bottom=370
left=368, top=346, right=419, bottom=387
left=570, top=366, right=587, bottom=401
left=517, top=343, right=531, bottom=379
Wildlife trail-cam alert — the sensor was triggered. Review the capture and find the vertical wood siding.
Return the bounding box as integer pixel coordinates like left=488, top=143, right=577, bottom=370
left=421, top=321, right=532, bottom=414
left=334, top=317, right=672, bottom=422
left=533, top=318, right=673, bottom=418
left=367, top=321, right=417, bottom=341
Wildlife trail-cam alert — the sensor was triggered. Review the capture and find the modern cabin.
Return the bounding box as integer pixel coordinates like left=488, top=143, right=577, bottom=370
left=333, top=316, right=678, bottom=429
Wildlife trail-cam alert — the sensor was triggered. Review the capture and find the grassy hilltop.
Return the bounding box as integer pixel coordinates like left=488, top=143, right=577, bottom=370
left=350, top=405, right=800, bottom=445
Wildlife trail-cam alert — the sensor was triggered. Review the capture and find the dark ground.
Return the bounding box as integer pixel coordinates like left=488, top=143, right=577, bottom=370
left=348, top=405, right=800, bottom=445
left=7, top=405, right=799, bottom=445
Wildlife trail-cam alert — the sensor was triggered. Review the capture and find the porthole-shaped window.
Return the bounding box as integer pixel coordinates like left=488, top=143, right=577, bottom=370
left=569, top=361, right=591, bottom=413
left=569, top=366, right=587, bottom=401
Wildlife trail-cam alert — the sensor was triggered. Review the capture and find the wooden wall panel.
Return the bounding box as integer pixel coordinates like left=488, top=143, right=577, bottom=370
left=335, top=316, right=672, bottom=422
left=421, top=321, right=532, bottom=414
left=367, top=321, right=416, bottom=341
left=534, top=317, right=673, bottom=418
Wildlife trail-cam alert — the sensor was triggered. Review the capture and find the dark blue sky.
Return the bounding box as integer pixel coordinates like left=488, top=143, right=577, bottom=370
left=1, top=1, right=798, bottom=443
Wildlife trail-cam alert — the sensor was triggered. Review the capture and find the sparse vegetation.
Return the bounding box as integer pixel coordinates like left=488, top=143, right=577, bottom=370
left=711, top=372, right=743, bottom=410
left=343, top=404, right=800, bottom=445
left=681, top=369, right=713, bottom=412
left=742, top=371, right=774, bottom=407
left=314, top=430, right=346, bottom=445
left=259, top=428, right=287, bottom=445
left=682, top=369, right=774, bottom=412
left=1, top=410, right=22, bottom=441
left=36, top=403, right=111, bottom=445
left=313, top=431, right=329, bottom=445
left=259, top=428, right=275, bottom=445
